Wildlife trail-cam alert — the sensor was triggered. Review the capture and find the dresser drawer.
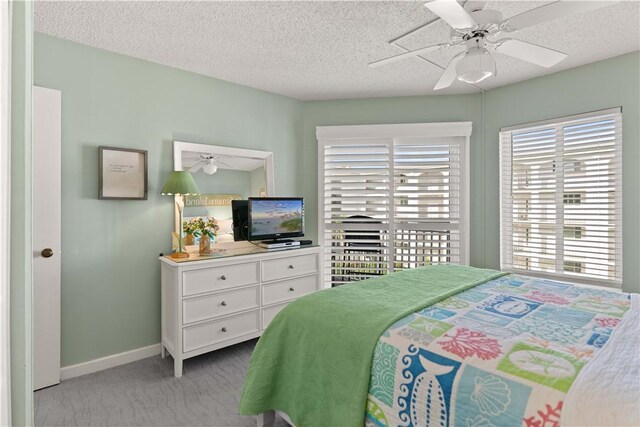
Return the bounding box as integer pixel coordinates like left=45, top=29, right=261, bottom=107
left=182, top=310, right=260, bottom=353
left=262, top=302, right=288, bottom=329
left=182, top=262, right=259, bottom=296
left=183, top=286, right=260, bottom=325
left=263, top=274, right=318, bottom=306
left=262, top=254, right=318, bottom=282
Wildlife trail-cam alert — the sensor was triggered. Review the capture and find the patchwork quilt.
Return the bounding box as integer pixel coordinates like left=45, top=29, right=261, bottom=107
left=364, top=274, right=633, bottom=427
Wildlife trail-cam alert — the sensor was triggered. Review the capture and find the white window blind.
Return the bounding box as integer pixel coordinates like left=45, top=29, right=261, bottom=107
left=394, top=140, right=462, bottom=270
left=500, top=108, right=623, bottom=287
left=317, top=123, right=471, bottom=288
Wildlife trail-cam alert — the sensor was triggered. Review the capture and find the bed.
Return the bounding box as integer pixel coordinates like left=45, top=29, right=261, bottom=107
left=239, top=265, right=640, bottom=427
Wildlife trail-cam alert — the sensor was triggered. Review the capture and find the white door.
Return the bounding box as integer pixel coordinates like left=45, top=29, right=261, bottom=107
left=32, top=86, right=61, bottom=390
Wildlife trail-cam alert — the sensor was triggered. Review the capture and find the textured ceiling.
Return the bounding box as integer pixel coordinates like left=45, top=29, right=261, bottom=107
left=34, top=1, right=640, bottom=100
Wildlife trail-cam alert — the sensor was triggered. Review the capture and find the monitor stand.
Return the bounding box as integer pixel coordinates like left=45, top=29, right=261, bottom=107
left=258, top=239, right=301, bottom=249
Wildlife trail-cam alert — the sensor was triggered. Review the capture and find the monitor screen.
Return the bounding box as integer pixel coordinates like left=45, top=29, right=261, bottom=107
left=248, top=197, right=304, bottom=241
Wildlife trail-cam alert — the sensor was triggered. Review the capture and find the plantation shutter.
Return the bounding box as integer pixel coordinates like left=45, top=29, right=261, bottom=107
left=394, top=138, right=462, bottom=270
left=321, top=140, right=392, bottom=285
left=500, top=108, right=623, bottom=287
left=318, top=123, right=471, bottom=288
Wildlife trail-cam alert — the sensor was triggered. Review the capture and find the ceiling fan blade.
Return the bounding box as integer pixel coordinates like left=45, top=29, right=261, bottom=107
left=189, top=161, right=204, bottom=173
left=503, top=1, right=615, bottom=31
left=495, top=39, right=567, bottom=68
left=424, top=0, right=477, bottom=31
left=434, top=53, right=464, bottom=90
left=369, top=43, right=447, bottom=68
left=217, top=160, right=236, bottom=169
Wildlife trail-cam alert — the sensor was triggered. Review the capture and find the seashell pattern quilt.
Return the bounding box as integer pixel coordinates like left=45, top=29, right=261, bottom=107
left=364, top=274, right=633, bottom=427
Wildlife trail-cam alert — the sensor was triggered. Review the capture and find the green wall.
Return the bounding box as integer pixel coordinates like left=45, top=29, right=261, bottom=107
left=33, top=33, right=303, bottom=367
left=32, top=30, right=639, bottom=375
left=10, top=2, right=33, bottom=425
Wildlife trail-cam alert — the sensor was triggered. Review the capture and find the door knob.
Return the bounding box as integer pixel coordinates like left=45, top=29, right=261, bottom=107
left=41, top=248, right=54, bottom=258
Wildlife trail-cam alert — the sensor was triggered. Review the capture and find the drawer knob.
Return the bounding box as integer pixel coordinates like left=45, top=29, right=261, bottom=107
left=221, top=327, right=227, bottom=333
left=221, top=301, right=227, bottom=306
left=288, top=265, right=295, bottom=269
left=220, top=275, right=227, bottom=280
left=289, top=287, right=295, bottom=292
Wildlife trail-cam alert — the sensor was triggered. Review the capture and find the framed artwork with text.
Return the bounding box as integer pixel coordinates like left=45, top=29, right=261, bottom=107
left=98, top=146, right=148, bottom=200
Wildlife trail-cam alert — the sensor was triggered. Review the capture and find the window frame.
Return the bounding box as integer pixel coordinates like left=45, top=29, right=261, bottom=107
left=499, top=107, right=623, bottom=288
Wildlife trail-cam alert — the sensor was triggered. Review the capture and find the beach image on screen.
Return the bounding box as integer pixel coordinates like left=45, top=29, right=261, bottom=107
left=251, top=200, right=303, bottom=236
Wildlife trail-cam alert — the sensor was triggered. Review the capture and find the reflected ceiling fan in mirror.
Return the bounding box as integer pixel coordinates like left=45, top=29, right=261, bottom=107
left=187, top=154, right=236, bottom=175
left=369, top=0, right=615, bottom=90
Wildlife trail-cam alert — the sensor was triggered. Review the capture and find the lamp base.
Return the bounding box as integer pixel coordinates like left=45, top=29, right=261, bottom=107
left=170, top=251, right=190, bottom=259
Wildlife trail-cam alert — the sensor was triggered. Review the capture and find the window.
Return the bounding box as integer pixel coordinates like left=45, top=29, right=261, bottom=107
left=564, top=261, right=584, bottom=273
left=565, top=159, right=583, bottom=173
left=563, top=226, right=584, bottom=239
left=317, top=123, right=471, bottom=288
left=563, top=192, right=584, bottom=204
left=500, top=108, right=622, bottom=287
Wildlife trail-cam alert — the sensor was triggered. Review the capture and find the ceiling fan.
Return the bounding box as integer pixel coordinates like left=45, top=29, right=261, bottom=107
left=369, top=0, right=614, bottom=90
left=188, top=154, right=235, bottom=175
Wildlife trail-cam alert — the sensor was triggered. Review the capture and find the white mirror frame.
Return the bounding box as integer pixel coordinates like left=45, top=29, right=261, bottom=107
left=172, top=140, right=275, bottom=234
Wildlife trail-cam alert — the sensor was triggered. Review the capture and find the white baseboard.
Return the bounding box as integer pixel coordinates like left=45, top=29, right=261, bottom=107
left=60, top=343, right=162, bottom=380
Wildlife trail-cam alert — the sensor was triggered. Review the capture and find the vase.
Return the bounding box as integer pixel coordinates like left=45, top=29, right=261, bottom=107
left=184, top=234, right=195, bottom=246
left=199, top=235, right=211, bottom=255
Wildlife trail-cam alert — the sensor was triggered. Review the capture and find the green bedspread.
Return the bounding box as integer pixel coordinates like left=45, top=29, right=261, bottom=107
left=239, top=265, right=505, bottom=426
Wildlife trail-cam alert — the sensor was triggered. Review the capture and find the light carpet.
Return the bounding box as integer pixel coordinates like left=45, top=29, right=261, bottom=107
left=35, top=339, right=288, bottom=427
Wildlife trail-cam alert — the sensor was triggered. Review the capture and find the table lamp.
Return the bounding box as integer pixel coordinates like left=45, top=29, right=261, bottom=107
left=161, top=171, right=200, bottom=259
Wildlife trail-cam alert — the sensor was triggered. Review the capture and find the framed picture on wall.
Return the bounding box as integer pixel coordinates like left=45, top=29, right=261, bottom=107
left=98, top=146, right=148, bottom=200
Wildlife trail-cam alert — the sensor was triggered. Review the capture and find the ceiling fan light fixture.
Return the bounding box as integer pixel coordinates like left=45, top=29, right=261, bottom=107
left=202, top=160, right=218, bottom=175
left=456, top=47, right=495, bottom=84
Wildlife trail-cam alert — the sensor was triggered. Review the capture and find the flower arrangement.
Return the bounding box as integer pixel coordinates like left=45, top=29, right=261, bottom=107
left=183, top=216, right=220, bottom=239
left=183, top=218, right=200, bottom=238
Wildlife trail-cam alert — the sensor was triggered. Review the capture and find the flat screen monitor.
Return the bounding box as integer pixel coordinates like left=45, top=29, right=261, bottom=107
left=248, top=197, right=304, bottom=242
left=231, top=200, right=248, bottom=242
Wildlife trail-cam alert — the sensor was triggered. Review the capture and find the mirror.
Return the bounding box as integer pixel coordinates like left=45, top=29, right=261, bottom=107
left=173, top=141, right=274, bottom=244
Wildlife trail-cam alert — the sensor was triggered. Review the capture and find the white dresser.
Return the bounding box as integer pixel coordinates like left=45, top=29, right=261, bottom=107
left=159, top=244, right=322, bottom=377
